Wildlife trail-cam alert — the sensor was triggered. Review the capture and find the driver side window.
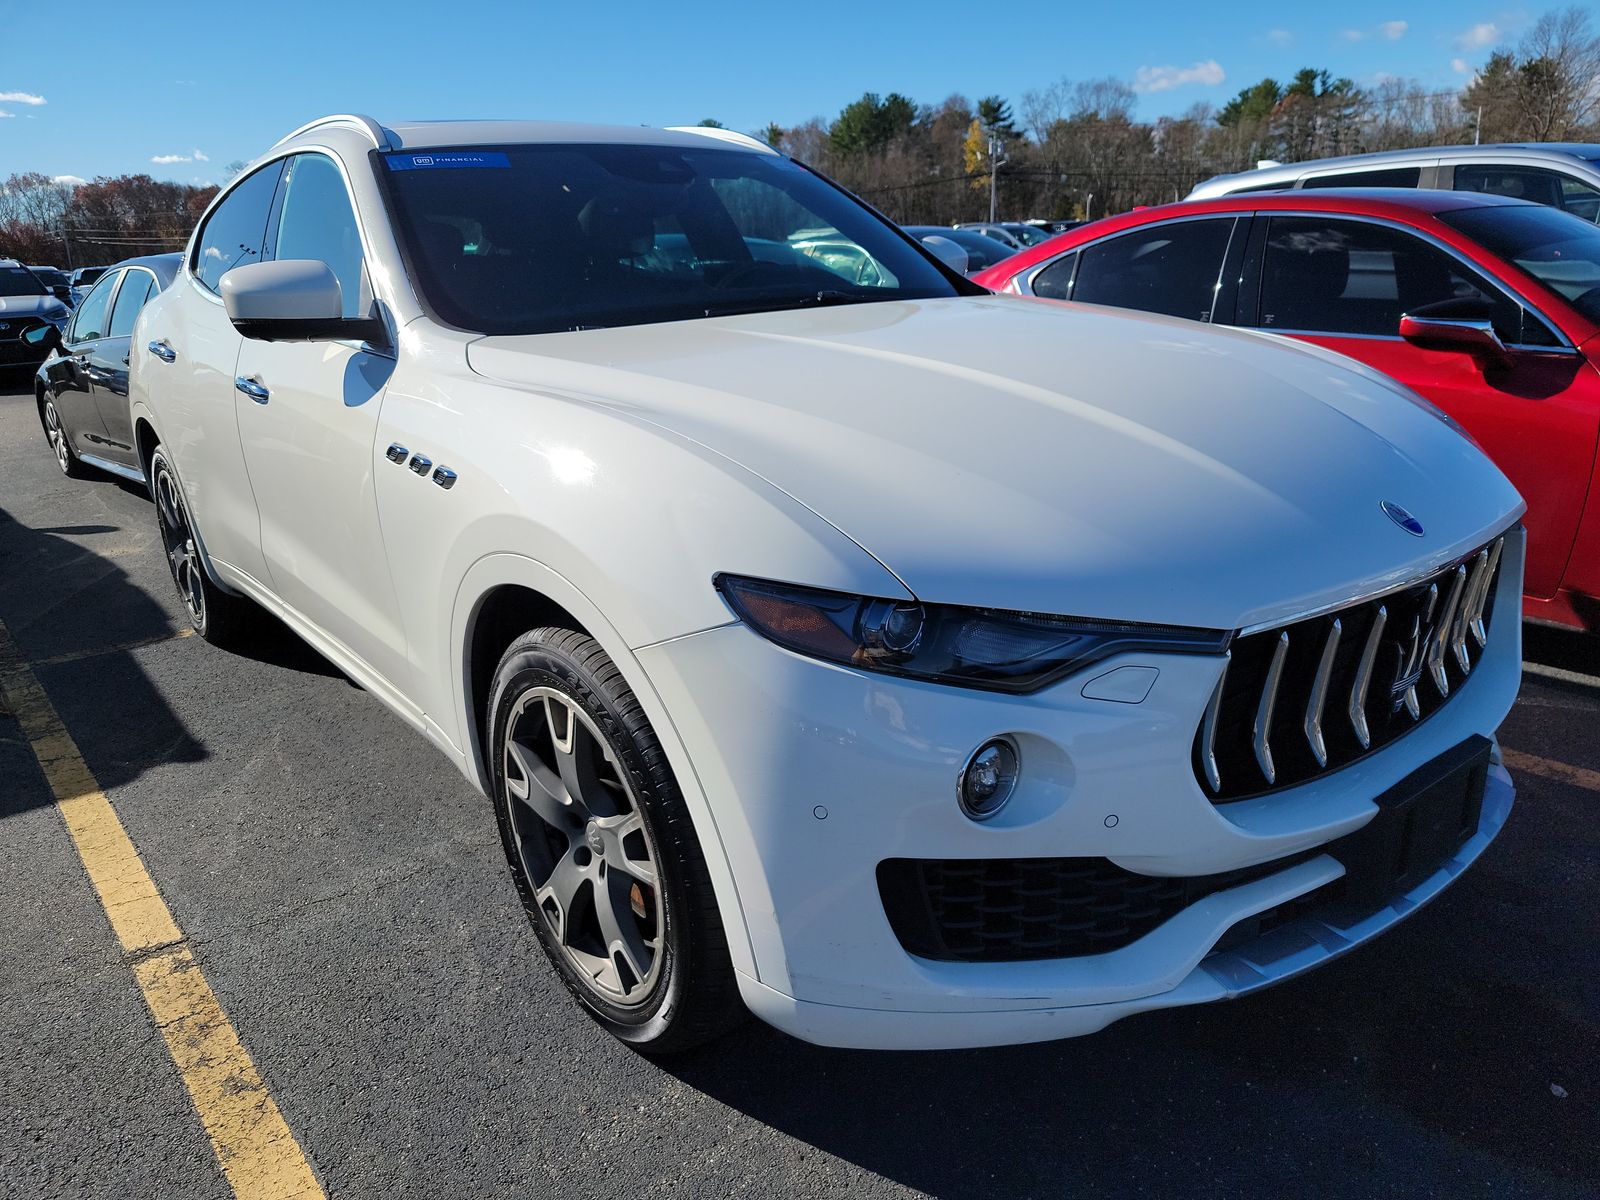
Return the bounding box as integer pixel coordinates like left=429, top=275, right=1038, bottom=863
left=269, top=153, right=371, bottom=318
left=67, top=270, right=119, bottom=342
left=1254, top=217, right=1546, bottom=345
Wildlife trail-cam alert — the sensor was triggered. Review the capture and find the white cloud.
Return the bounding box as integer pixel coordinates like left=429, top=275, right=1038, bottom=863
left=1133, top=60, right=1226, bottom=94
left=0, top=90, right=46, bottom=105
left=54, top=174, right=85, bottom=185
left=1265, top=28, right=1294, bottom=47
left=1344, top=20, right=1406, bottom=42
left=192, top=148, right=209, bottom=162
left=1456, top=22, right=1499, bottom=50
left=1451, top=57, right=1472, bottom=74
left=0, top=110, right=12, bottom=119
left=150, top=148, right=209, bottom=165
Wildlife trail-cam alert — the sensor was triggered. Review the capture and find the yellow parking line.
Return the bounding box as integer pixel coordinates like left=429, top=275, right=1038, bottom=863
left=28, top=626, right=196, bottom=669
left=0, top=619, right=323, bottom=1199
left=1501, top=747, right=1600, bottom=793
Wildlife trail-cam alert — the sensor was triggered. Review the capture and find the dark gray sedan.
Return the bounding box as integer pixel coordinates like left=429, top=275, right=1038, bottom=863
left=32, top=253, right=180, bottom=482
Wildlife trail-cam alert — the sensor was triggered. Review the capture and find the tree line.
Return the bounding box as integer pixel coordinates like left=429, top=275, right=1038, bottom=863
left=0, top=173, right=218, bottom=267
left=3, top=6, right=1596, bottom=266
left=757, top=6, right=1600, bottom=223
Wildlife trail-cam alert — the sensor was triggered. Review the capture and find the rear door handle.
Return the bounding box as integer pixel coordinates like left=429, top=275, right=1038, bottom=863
left=148, top=339, right=176, bottom=363
left=235, top=376, right=270, bottom=404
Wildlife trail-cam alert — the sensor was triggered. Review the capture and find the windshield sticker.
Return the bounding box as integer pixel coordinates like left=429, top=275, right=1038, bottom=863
left=387, top=152, right=510, bottom=171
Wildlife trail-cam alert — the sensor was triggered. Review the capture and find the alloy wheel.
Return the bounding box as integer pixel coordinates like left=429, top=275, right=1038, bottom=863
left=152, top=462, right=206, bottom=629
left=501, top=686, right=665, bottom=1007
left=44, top=402, right=69, bottom=474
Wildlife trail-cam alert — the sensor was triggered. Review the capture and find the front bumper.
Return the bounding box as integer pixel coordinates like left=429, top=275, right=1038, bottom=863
left=636, top=539, right=1523, bottom=1049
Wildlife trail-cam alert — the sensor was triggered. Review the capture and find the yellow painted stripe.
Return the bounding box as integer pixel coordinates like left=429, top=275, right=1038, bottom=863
left=1502, top=747, right=1600, bottom=793
left=0, top=619, right=323, bottom=1200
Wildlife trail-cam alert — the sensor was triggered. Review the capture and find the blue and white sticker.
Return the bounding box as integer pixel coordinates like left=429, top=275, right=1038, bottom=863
left=386, top=151, right=510, bottom=171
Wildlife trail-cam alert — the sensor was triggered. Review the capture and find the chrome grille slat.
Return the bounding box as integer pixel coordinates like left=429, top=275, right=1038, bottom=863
left=1453, top=550, right=1490, bottom=673
left=1253, top=631, right=1290, bottom=786
left=1195, top=534, right=1508, bottom=802
left=1304, top=619, right=1341, bottom=768
left=1428, top=565, right=1469, bottom=697
left=1469, top=538, right=1504, bottom=648
left=1403, top=584, right=1438, bottom=720
left=1348, top=605, right=1386, bottom=751
left=1199, top=654, right=1229, bottom=794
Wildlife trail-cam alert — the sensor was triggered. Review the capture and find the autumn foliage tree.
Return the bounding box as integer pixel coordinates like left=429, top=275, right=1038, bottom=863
left=0, top=172, right=217, bottom=265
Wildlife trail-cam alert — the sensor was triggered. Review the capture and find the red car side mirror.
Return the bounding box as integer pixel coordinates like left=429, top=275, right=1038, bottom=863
left=1399, top=307, right=1513, bottom=370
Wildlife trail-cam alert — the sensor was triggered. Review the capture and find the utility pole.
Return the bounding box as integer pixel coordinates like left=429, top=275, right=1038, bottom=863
left=1475, top=105, right=1483, bottom=145
left=986, top=128, right=1008, bottom=224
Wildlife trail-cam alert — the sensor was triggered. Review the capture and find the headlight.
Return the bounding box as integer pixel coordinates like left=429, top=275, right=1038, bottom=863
left=44, top=306, right=70, bottom=327
left=716, top=574, right=1229, bottom=693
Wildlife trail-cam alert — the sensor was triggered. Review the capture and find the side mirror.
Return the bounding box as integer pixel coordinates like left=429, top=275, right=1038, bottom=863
left=919, top=235, right=970, bottom=276
left=1399, top=300, right=1512, bottom=369
left=22, top=323, right=60, bottom=349
left=219, top=259, right=387, bottom=346
left=51, top=285, right=73, bottom=304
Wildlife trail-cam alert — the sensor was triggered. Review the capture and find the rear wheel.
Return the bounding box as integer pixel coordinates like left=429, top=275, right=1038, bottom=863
left=42, top=397, right=88, bottom=478
left=489, top=627, right=741, bottom=1053
left=149, top=445, right=257, bottom=646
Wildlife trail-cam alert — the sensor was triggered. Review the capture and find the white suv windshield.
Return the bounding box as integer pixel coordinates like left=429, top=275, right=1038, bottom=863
left=379, top=143, right=960, bottom=335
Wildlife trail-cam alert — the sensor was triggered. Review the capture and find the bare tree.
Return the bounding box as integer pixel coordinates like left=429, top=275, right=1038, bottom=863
left=1516, top=7, right=1600, bottom=139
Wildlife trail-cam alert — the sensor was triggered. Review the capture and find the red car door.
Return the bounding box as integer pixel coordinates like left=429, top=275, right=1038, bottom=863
left=1246, top=213, right=1600, bottom=600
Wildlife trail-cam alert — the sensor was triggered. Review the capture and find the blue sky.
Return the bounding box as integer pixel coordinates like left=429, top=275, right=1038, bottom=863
left=0, top=0, right=1534, bottom=185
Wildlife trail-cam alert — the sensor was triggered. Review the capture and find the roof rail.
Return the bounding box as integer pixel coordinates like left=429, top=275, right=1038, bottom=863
left=272, top=113, right=396, bottom=151
left=665, top=125, right=777, bottom=154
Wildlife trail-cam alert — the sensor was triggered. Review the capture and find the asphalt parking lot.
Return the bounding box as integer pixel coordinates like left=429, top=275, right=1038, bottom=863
left=0, top=374, right=1595, bottom=1200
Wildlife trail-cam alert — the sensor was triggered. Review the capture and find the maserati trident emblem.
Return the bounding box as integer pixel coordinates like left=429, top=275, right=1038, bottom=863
left=1380, top=500, right=1425, bottom=536
left=1389, top=614, right=1427, bottom=717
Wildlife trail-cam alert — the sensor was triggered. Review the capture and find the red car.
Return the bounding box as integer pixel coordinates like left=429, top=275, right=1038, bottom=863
left=974, top=190, right=1600, bottom=631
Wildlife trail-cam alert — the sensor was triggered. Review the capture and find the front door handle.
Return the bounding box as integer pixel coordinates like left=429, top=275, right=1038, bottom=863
left=235, top=376, right=270, bottom=404
left=148, top=339, right=177, bottom=363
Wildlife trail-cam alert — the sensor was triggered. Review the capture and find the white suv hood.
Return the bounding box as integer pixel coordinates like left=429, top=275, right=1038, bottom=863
left=467, top=295, right=1524, bottom=631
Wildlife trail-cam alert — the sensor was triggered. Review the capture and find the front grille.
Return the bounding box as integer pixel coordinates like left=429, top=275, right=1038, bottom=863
left=877, top=854, right=1315, bottom=962
left=1195, top=534, right=1507, bottom=802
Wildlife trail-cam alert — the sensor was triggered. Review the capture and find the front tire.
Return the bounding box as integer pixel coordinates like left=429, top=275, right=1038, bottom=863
left=488, top=627, right=741, bottom=1053
left=149, top=445, right=257, bottom=646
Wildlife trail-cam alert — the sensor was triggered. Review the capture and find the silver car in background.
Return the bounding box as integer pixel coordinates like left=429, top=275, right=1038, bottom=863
left=1189, top=143, right=1600, bottom=223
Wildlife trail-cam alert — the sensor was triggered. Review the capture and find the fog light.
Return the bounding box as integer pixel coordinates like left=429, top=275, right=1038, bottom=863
left=959, top=738, right=1019, bottom=820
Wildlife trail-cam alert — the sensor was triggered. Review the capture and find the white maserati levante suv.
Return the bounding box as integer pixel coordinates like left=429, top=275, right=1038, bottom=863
left=129, top=115, right=1525, bottom=1052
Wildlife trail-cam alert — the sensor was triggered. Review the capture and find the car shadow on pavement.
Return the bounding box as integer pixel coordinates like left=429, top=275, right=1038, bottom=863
left=0, top=502, right=207, bottom=817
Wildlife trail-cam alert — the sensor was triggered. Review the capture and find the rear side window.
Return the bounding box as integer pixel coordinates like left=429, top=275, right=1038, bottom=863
left=193, top=161, right=284, bottom=293
left=1255, top=217, right=1528, bottom=342
left=68, top=270, right=119, bottom=341
left=1302, top=166, right=1422, bottom=189
left=1071, top=219, right=1234, bottom=321
left=1453, top=165, right=1565, bottom=209
left=270, top=154, right=370, bottom=318
left=1029, top=252, right=1077, bottom=300
left=107, top=271, right=156, bottom=337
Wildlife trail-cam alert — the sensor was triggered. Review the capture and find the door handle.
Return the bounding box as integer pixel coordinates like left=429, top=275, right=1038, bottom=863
left=148, top=339, right=177, bottom=363
left=235, top=376, right=270, bottom=404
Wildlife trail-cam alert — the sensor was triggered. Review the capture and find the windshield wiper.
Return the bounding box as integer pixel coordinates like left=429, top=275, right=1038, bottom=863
left=701, top=289, right=883, bottom=318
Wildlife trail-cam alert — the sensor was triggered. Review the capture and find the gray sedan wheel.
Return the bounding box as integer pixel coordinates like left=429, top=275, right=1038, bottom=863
left=42, top=398, right=88, bottom=478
